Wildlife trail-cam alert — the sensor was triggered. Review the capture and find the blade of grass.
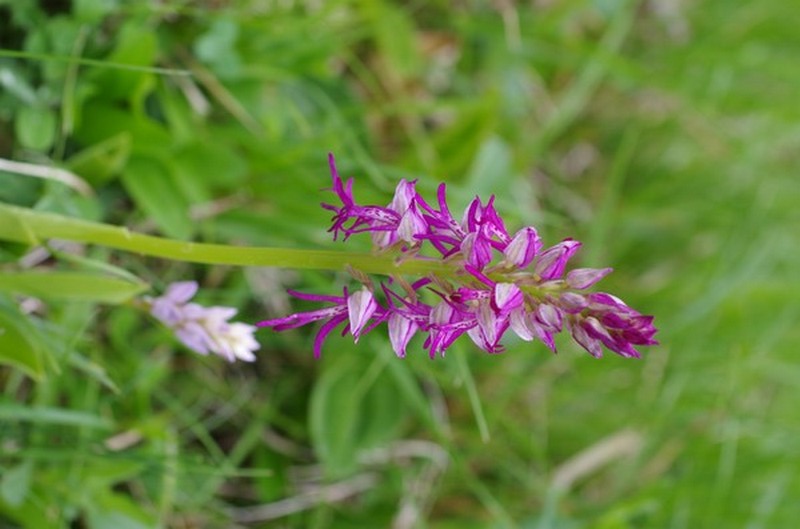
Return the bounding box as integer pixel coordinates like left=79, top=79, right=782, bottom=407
left=0, top=202, right=453, bottom=276
left=532, top=0, right=637, bottom=156
left=0, top=48, right=191, bottom=76
left=453, top=344, right=490, bottom=443
left=584, top=127, right=639, bottom=265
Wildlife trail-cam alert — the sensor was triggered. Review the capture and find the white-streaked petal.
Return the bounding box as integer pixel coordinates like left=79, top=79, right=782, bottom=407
left=347, top=288, right=378, bottom=341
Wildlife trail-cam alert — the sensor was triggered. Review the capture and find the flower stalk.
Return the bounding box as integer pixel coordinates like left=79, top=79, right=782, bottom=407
left=0, top=202, right=452, bottom=276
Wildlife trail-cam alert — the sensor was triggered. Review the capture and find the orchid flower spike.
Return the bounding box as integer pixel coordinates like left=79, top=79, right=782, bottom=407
left=259, top=154, right=658, bottom=360
left=148, top=281, right=259, bottom=362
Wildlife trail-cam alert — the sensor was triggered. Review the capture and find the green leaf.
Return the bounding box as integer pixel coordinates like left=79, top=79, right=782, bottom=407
left=0, top=401, right=113, bottom=429
left=91, top=20, right=158, bottom=101
left=194, top=18, right=242, bottom=79
left=67, top=352, right=120, bottom=393
left=0, top=62, right=38, bottom=104
left=15, top=105, right=57, bottom=151
left=173, top=139, right=248, bottom=196
left=0, top=485, right=52, bottom=529
left=84, top=459, right=146, bottom=487
left=65, top=132, right=132, bottom=186
left=121, top=155, right=193, bottom=240
left=75, top=102, right=171, bottom=150
left=0, top=200, right=39, bottom=244
left=0, top=461, right=33, bottom=507
left=370, top=3, right=420, bottom=78
left=383, top=345, right=447, bottom=441
left=465, top=136, right=513, bottom=197
left=74, top=0, right=118, bottom=23
left=0, top=304, right=45, bottom=379
left=85, top=490, right=156, bottom=529
left=0, top=271, right=148, bottom=304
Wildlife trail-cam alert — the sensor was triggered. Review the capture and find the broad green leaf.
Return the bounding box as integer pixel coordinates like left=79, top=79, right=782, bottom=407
left=65, top=132, right=132, bottom=186
left=121, top=155, right=193, bottom=240
left=0, top=271, right=147, bottom=304
left=14, top=105, right=57, bottom=151
left=0, top=305, right=45, bottom=379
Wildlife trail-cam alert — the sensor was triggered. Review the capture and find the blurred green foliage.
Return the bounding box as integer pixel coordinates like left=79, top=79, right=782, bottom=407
left=1, top=0, right=799, bottom=527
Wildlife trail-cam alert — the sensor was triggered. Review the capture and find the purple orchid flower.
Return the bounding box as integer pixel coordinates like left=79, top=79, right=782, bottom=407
left=148, top=281, right=259, bottom=362
left=258, top=154, right=658, bottom=360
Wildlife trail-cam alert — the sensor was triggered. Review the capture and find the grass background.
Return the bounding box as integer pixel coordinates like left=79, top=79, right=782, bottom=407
left=1, top=0, right=799, bottom=527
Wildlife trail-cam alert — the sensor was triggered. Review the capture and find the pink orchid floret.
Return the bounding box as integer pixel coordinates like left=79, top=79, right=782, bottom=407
left=258, top=287, right=388, bottom=358
left=148, top=281, right=259, bottom=362
left=258, top=154, right=658, bottom=360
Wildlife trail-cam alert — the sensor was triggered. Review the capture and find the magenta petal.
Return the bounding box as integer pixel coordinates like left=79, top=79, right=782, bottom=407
left=347, top=288, right=378, bottom=341
left=493, top=283, right=523, bottom=314
left=587, top=292, right=631, bottom=312
left=534, top=239, right=582, bottom=280
left=570, top=322, right=603, bottom=358
left=503, top=227, right=542, bottom=268
left=388, top=312, right=418, bottom=358
left=534, top=303, right=563, bottom=332
left=509, top=308, right=535, bottom=341
left=313, top=314, right=348, bottom=359
left=389, top=179, right=417, bottom=212
left=566, top=267, right=613, bottom=289
left=476, top=302, right=499, bottom=345
left=257, top=305, right=346, bottom=331
left=396, top=203, right=427, bottom=245
left=558, top=292, right=588, bottom=313
left=461, top=232, right=494, bottom=270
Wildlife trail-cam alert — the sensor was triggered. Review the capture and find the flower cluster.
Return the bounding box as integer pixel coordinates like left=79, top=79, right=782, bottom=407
left=258, top=154, right=657, bottom=359
left=148, top=281, right=259, bottom=362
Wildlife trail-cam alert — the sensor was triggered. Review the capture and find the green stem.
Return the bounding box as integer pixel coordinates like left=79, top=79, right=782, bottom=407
left=0, top=203, right=453, bottom=277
